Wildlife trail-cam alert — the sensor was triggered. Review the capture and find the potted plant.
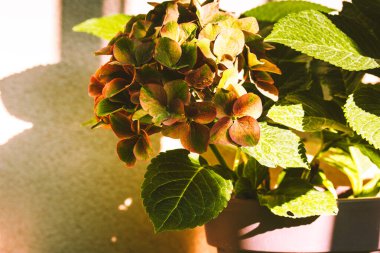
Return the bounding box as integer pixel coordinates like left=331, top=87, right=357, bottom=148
left=74, top=0, right=380, bottom=252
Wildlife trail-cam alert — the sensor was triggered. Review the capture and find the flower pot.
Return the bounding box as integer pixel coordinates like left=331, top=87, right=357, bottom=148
left=205, top=198, right=380, bottom=253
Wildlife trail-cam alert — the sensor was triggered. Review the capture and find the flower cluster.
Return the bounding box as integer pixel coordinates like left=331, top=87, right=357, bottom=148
left=88, top=0, right=280, bottom=166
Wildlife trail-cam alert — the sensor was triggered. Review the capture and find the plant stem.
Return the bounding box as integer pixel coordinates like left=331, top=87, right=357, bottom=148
left=209, top=144, right=229, bottom=169
left=232, top=147, right=241, bottom=171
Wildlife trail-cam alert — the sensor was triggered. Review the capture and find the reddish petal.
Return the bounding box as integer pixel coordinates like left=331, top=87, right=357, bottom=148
left=102, top=78, right=131, bottom=98
left=213, top=88, right=237, bottom=117
left=255, top=81, right=279, bottom=102
left=210, top=117, right=233, bottom=145
left=145, top=125, right=162, bottom=135
left=229, top=116, right=260, bottom=147
left=110, top=112, right=135, bottom=138
left=185, top=102, right=216, bottom=124
left=94, top=62, right=126, bottom=84
left=233, top=93, right=263, bottom=119
left=117, top=137, right=138, bottom=167
left=133, top=130, right=153, bottom=160
left=88, top=76, right=104, bottom=97
left=129, top=90, right=140, bottom=104
left=180, top=122, right=210, bottom=154
left=141, top=83, right=167, bottom=106
left=185, top=64, right=215, bottom=89
left=164, top=80, right=190, bottom=105
left=162, top=122, right=187, bottom=139
left=253, top=71, right=274, bottom=85
left=95, top=45, right=113, bottom=55
left=251, top=59, right=281, bottom=74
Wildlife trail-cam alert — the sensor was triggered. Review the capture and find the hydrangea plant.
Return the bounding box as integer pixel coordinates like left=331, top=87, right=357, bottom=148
left=75, top=0, right=380, bottom=232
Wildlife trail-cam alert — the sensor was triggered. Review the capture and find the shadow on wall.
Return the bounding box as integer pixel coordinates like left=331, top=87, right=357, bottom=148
left=0, top=0, right=210, bottom=252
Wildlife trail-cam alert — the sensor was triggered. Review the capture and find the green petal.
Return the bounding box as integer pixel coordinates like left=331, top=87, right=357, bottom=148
left=154, top=37, right=182, bottom=68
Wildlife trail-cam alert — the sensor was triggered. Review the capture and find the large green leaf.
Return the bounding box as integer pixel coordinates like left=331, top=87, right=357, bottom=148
left=141, top=149, right=233, bottom=232
left=329, top=1, right=380, bottom=58
left=258, top=178, right=338, bottom=218
left=244, top=1, right=333, bottom=22
left=73, top=14, right=131, bottom=40
left=242, top=123, right=309, bottom=169
left=265, top=10, right=380, bottom=71
left=344, top=86, right=380, bottom=150
left=267, top=94, right=350, bottom=132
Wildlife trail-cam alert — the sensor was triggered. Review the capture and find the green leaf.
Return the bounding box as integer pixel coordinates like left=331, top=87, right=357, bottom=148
left=244, top=1, right=333, bottom=23
left=154, top=37, right=182, bottom=68
left=267, top=93, right=350, bottom=132
left=242, top=157, right=269, bottom=191
left=141, top=149, right=233, bottom=232
left=356, top=144, right=380, bottom=168
left=96, top=98, right=122, bottom=116
left=242, top=123, right=309, bottom=169
left=344, top=86, right=380, bottom=149
left=73, top=14, right=131, bottom=40
left=321, top=147, right=362, bottom=195
left=265, top=10, right=380, bottom=71
left=258, top=178, right=338, bottom=218
left=329, top=1, right=380, bottom=58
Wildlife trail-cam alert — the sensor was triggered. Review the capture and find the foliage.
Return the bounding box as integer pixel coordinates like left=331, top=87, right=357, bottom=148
left=75, top=0, right=380, bottom=231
